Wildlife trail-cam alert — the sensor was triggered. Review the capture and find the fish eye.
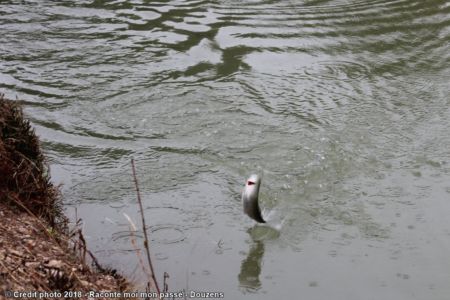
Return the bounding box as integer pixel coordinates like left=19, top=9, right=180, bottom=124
left=247, top=181, right=255, bottom=185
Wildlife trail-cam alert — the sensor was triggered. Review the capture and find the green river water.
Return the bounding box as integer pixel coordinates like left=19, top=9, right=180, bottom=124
left=1, top=0, right=450, bottom=299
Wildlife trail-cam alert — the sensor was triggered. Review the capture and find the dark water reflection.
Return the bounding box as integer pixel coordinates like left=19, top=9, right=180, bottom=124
left=1, top=0, right=450, bottom=298
left=239, top=241, right=264, bottom=293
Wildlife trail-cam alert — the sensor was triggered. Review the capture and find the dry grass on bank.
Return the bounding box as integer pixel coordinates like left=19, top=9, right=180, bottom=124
left=0, top=94, right=133, bottom=299
left=0, top=94, right=64, bottom=229
left=0, top=202, right=130, bottom=299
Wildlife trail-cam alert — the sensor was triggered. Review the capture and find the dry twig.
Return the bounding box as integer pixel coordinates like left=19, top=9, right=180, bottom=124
left=131, top=158, right=161, bottom=294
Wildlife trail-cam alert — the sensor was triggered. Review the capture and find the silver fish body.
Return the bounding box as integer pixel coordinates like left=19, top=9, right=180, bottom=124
left=242, top=174, right=265, bottom=223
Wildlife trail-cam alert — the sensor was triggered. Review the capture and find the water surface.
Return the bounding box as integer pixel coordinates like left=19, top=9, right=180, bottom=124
left=1, top=0, right=450, bottom=299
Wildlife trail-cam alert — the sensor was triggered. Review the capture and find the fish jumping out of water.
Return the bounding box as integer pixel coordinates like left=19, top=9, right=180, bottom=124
left=242, top=174, right=265, bottom=223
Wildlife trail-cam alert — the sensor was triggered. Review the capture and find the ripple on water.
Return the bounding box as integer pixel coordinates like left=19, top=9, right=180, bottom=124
left=112, top=204, right=188, bottom=245
left=116, top=9, right=161, bottom=22
left=112, top=224, right=186, bottom=244
left=147, top=224, right=186, bottom=244
left=248, top=225, right=281, bottom=241
left=304, top=60, right=370, bottom=81
left=164, top=20, right=211, bottom=33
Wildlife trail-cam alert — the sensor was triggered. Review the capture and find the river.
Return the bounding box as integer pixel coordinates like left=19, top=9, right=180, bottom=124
left=1, top=0, right=450, bottom=299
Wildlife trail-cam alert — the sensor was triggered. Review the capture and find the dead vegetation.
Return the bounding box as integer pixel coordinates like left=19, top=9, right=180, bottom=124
left=0, top=202, right=130, bottom=299
left=0, top=94, right=64, bottom=229
left=0, top=94, right=132, bottom=299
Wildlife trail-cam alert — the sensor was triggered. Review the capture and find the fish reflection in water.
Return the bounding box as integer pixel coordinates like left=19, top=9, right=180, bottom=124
left=239, top=240, right=265, bottom=292
left=239, top=225, right=281, bottom=292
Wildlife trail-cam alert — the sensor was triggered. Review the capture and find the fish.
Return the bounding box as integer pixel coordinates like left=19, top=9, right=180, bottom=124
left=242, top=174, right=265, bottom=223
